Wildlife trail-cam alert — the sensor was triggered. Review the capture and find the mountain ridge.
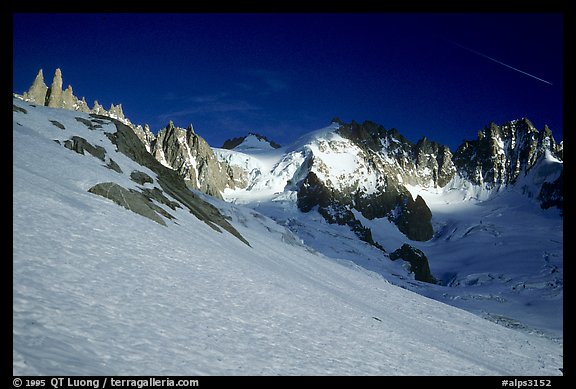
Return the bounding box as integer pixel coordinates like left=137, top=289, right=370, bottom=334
left=14, top=68, right=563, bottom=284
left=222, top=132, right=282, bottom=150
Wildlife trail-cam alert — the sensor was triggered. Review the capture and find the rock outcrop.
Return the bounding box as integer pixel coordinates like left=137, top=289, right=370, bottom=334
left=132, top=124, right=156, bottom=152
left=453, top=119, right=562, bottom=187
left=538, top=170, right=563, bottom=210
left=18, top=68, right=129, bottom=124
left=151, top=121, right=236, bottom=198
left=389, top=244, right=437, bottom=284
left=22, top=69, right=49, bottom=105
left=103, top=117, right=250, bottom=245
left=47, top=68, right=64, bottom=108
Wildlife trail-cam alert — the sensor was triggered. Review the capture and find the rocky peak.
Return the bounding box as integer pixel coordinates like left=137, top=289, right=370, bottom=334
left=62, top=85, right=75, bottom=110
left=414, top=137, right=455, bottom=187
left=132, top=123, right=156, bottom=152
left=17, top=69, right=130, bottom=125
left=221, top=132, right=281, bottom=150
left=47, top=68, right=64, bottom=108
left=92, top=100, right=107, bottom=115
left=108, top=103, right=125, bottom=121
left=336, top=120, right=455, bottom=188
left=16, top=68, right=240, bottom=200
left=76, top=97, right=91, bottom=113
left=22, top=69, right=48, bottom=105
left=337, top=120, right=387, bottom=152
left=294, top=120, right=437, bottom=242
left=453, top=119, right=562, bottom=187
left=151, top=121, right=236, bottom=198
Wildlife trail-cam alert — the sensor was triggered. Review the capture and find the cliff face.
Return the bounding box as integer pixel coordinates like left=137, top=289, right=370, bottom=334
left=453, top=119, right=562, bottom=188
left=337, top=120, right=457, bottom=188
left=151, top=122, right=236, bottom=199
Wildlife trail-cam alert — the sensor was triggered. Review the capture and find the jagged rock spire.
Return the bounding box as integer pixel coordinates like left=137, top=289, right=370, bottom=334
left=62, top=85, right=75, bottom=109
left=109, top=103, right=125, bottom=120
left=77, top=97, right=91, bottom=113
left=92, top=100, right=106, bottom=115
left=18, top=68, right=132, bottom=125
left=132, top=123, right=156, bottom=152
left=23, top=69, right=48, bottom=105
left=47, top=68, right=64, bottom=108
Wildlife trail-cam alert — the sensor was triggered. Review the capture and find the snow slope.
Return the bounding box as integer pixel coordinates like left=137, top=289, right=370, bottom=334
left=13, top=99, right=562, bottom=375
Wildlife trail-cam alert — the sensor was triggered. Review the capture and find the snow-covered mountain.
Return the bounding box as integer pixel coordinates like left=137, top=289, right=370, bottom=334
left=13, top=70, right=563, bottom=375
left=214, top=118, right=563, bottom=338
left=221, top=132, right=282, bottom=151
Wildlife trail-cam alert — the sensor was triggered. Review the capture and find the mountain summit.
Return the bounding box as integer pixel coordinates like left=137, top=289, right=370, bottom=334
left=221, top=132, right=282, bottom=151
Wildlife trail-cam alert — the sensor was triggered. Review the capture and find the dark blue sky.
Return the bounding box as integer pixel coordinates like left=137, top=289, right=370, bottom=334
left=13, top=13, right=563, bottom=150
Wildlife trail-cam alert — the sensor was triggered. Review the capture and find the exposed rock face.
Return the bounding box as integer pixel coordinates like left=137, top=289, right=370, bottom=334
left=538, top=170, right=563, bottom=210
left=132, top=124, right=156, bottom=152
left=103, top=117, right=250, bottom=245
left=151, top=121, right=236, bottom=199
left=108, top=104, right=125, bottom=121
left=294, top=120, right=437, bottom=242
left=130, top=170, right=154, bottom=185
left=415, top=137, right=456, bottom=188
left=297, top=171, right=387, bottom=250
left=63, top=136, right=106, bottom=161
left=389, top=244, right=437, bottom=284
left=47, top=68, right=64, bottom=108
left=337, top=120, right=457, bottom=188
left=62, top=85, right=76, bottom=110
left=22, top=69, right=49, bottom=105
left=88, top=182, right=171, bottom=226
left=297, top=169, right=434, bottom=242
left=395, top=194, right=434, bottom=242
left=18, top=69, right=129, bottom=124
left=453, top=119, right=562, bottom=188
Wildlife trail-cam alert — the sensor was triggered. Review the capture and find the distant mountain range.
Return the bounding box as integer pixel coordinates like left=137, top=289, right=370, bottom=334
left=15, top=68, right=563, bottom=283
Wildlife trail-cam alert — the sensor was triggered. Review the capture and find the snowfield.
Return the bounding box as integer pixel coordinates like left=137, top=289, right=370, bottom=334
left=13, top=99, right=562, bottom=375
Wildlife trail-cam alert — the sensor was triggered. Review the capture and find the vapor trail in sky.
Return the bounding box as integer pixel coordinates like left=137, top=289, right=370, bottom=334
left=448, top=39, right=553, bottom=86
